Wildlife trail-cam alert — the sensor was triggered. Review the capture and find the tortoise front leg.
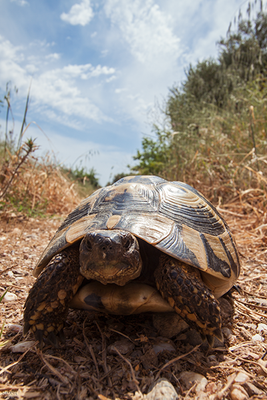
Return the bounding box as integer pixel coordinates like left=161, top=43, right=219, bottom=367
left=24, top=245, right=83, bottom=347
left=154, top=254, right=222, bottom=346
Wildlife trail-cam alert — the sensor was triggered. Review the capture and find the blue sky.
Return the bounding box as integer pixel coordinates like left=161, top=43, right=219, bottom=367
left=0, top=0, right=265, bottom=185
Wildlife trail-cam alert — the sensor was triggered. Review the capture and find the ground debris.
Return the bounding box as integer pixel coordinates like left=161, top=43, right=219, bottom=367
left=1, top=204, right=267, bottom=399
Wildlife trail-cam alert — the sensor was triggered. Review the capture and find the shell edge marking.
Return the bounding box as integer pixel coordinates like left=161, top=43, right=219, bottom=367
left=200, top=233, right=231, bottom=278
left=66, top=214, right=98, bottom=243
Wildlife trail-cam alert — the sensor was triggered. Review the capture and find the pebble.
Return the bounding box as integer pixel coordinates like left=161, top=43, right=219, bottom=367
left=7, top=271, right=14, bottom=278
left=141, top=348, right=158, bottom=369
left=107, top=339, right=135, bottom=355
left=153, top=340, right=176, bottom=354
left=230, top=384, right=249, bottom=400
left=11, top=341, right=36, bottom=353
left=74, top=356, right=88, bottom=363
left=251, top=333, right=264, bottom=342
left=222, top=327, right=232, bottom=339
left=257, top=323, right=267, bottom=333
left=2, top=292, right=18, bottom=302
left=244, top=381, right=265, bottom=396
left=26, top=234, right=38, bottom=239
left=179, top=371, right=207, bottom=393
left=206, top=355, right=218, bottom=366
left=12, top=228, right=21, bottom=235
left=153, top=312, right=188, bottom=338
left=185, top=329, right=203, bottom=347
left=234, top=372, right=249, bottom=384
left=5, top=323, right=23, bottom=333
left=146, top=379, right=178, bottom=400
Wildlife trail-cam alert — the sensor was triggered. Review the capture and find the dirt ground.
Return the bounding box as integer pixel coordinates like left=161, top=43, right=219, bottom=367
left=0, top=206, right=267, bottom=399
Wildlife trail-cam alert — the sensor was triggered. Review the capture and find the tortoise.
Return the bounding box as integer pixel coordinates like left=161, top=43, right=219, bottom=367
left=24, top=175, right=240, bottom=346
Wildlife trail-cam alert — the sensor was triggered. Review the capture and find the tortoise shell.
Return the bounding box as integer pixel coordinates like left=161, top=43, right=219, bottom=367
left=34, top=175, right=240, bottom=298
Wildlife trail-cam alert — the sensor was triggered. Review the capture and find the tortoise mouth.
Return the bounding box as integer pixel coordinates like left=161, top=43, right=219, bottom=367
left=81, top=261, right=141, bottom=286
left=79, top=230, right=142, bottom=286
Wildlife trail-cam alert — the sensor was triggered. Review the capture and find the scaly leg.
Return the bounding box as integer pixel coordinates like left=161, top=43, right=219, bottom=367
left=154, top=254, right=222, bottom=346
left=24, top=245, right=83, bottom=347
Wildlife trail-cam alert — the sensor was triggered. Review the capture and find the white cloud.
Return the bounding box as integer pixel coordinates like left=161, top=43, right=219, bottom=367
left=0, top=36, right=28, bottom=88
left=115, top=88, right=127, bottom=94
left=106, top=75, right=116, bottom=83
left=60, top=0, right=94, bottom=26
left=0, top=36, right=116, bottom=127
left=58, top=63, right=115, bottom=79
left=100, top=0, right=186, bottom=129
left=25, top=64, right=39, bottom=74
left=30, top=67, right=110, bottom=124
left=10, top=0, right=29, bottom=6
left=104, top=0, right=181, bottom=63
left=45, top=53, right=61, bottom=61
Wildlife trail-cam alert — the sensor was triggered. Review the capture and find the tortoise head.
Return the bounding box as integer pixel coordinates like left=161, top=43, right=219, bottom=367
left=79, top=230, right=142, bottom=286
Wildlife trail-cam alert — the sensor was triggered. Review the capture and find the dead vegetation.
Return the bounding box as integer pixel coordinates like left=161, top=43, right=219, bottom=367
left=0, top=95, right=267, bottom=398
left=0, top=186, right=266, bottom=399
left=0, top=150, right=83, bottom=217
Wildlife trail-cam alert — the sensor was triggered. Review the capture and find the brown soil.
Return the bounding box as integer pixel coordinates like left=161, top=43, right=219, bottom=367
left=0, top=207, right=267, bottom=399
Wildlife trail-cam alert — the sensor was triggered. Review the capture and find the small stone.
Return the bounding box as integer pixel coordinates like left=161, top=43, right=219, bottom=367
left=11, top=341, right=36, bottom=353
left=108, top=339, right=135, bottom=355
left=74, top=356, right=88, bottom=363
left=5, top=323, right=23, bottom=333
left=244, top=382, right=265, bottom=396
left=141, top=348, right=158, bottom=369
left=251, top=333, right=264, bottom=342
left=257, top=359, right=267, bottom=369
left=230, top=384, right=249, bottom=400
left=7, top=271, right=14, bottom=278
left=207, top=355, right=218, bottom=366
left=222, top=327, right=232, bottom=339
left=146, top=378, right=178, bottom=400
left=153, top=312, right=188, bottom=338
left=12, top=228, right=21, bottom=235
left=179, top=371, right=208, bottom=393
left=234, top=372, right=249, bottom=384
left=2, top=292, right=18, bottom=302
left=257, top=323, right=267, bottom=333
left=186, top=329, right=203, bottom=346
left=153, top=340, right=176, bottom=354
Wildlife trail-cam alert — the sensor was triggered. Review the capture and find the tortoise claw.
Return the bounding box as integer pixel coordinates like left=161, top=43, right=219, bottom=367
left=47, top=331, right=59, bottom=347
left=214, top=328, right=223, bottom=342
left=58, top=329, right=66, bottom=344
left=35, top=329, right=44, bottom=348
left=206, top=328, right=223, bottom=347
left=23, top=322, right=30, bottom=336
left=206, top=334, right=214, bottom=347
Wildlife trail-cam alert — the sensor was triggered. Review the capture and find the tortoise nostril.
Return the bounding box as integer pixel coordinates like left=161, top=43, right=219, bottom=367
left=100, top=242, right=113, bottom=252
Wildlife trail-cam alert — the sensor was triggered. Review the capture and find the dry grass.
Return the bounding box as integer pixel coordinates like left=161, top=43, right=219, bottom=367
left=0, top=185, right=267, bottom=399
left=0, top=153, right=82, bottom=217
